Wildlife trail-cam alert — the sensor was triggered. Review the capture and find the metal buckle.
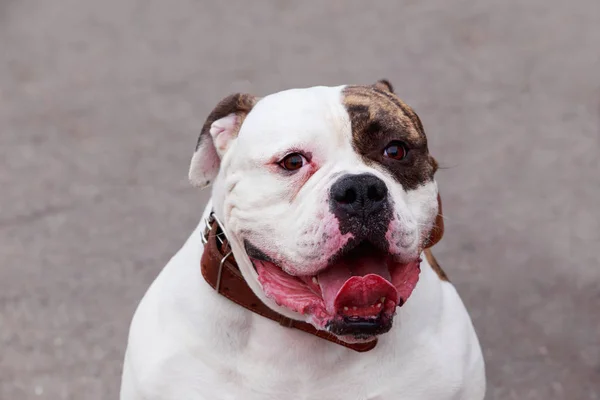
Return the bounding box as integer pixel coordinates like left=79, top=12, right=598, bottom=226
left=200, top=213, right=215, bottom=244
left=201, top=211, right=233, bottom=292
left=216, top=249, right=233, bottom=293
left=201, top=212, right=228, bottom=246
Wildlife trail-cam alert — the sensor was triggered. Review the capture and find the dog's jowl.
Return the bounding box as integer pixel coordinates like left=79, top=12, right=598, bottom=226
left=120, top=81, right=486, bottom=400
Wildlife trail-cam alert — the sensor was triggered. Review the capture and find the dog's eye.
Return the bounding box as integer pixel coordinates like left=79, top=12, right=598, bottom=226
left=383, top=141, right=408, bottom=160
left=279, top=153, right=306, bottom=171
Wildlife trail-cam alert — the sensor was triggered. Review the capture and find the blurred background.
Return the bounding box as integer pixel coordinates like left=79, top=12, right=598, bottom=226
left=1, top=0, right=599, bottom=399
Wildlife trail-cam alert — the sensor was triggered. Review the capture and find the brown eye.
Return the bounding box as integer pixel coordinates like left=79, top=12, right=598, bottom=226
left=279, top=153, right=306, bottom=171
left=383, top=141, right=408, bottom=160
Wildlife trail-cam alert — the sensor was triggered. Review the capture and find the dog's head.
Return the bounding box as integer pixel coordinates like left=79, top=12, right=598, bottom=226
left=189, top=80, right=443, bottom=343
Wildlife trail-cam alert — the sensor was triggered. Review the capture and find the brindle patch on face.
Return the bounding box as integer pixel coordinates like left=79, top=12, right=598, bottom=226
left=342, top=84, right=437, bottom=190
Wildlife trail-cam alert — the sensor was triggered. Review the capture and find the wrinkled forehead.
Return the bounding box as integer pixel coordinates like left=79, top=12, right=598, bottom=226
left=236, top=84, right=425, bottom=155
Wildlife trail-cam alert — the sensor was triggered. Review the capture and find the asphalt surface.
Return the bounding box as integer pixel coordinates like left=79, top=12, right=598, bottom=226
left=1, top=1, right=599, bottom=399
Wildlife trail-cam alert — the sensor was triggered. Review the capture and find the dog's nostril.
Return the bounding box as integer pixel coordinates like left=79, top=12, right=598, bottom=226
left=335, top=187, right=357, bottom=204
left=367, top=183, right=387, bottom=202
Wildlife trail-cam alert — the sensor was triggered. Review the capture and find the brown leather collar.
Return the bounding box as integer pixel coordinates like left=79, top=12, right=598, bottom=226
left=200, top=213, right=377, bottom=353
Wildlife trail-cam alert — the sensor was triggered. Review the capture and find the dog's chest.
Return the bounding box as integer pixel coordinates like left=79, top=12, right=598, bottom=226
left=143, top=335, right=464, bottom=400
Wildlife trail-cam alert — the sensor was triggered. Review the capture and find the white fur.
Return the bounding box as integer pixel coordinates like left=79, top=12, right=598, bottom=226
left=121, top=85, right=486, bottom=399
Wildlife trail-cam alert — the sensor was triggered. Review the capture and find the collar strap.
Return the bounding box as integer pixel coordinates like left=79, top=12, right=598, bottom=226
left=200, top=213, right=377, bottom=353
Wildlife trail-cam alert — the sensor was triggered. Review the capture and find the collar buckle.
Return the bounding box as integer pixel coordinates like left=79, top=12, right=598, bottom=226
left=201, top=213, right=215, bottom=244
left=201, top=212, right=233, bottom=292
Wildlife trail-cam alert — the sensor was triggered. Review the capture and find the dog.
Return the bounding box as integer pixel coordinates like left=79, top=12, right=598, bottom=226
left=120, top=80, right=486, bottom=399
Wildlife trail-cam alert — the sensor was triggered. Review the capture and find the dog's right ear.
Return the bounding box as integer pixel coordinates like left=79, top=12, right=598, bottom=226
left=189, top=93, right=257, bottom=188
left=372, top=79, right=394, bottom=93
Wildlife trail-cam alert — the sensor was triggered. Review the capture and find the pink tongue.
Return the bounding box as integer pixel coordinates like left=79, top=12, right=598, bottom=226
left=318, top=255, right=399, bottom=314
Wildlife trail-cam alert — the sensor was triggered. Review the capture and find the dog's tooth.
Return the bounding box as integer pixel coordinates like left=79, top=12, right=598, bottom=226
left=352, top=306, right=357, bottom=311
left=343, top=306, right=349, bottom=311
left=377, top=303, right=382, bottom=308
left=312, top=277, right=318, bottom=285
left=380, top=297, right=386, bottom=303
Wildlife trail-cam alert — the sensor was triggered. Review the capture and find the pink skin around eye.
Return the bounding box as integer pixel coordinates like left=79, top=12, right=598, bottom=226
left=265, top=153, right=317, bottom=202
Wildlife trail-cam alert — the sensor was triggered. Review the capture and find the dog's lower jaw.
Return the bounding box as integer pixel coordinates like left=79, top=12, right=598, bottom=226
left=326, top=314, right=394, bottom=340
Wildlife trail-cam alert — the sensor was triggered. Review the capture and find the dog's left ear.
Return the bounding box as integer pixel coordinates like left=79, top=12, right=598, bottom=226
left=189, top=93, right=258, bottom=188
left=425, top=194, right=444, bottom=248
left=372, top=79, right=394, bottom=93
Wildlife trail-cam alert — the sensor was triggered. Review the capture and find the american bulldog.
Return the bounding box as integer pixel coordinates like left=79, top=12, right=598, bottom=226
left=120, top=80, right=486, bottom=399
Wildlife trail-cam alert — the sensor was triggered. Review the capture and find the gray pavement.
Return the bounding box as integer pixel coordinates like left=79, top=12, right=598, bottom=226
left=1, top=1, right=599, bottom=399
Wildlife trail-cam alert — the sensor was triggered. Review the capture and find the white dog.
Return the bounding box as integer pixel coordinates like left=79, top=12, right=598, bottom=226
left=120, top=80, right=486, bottom=399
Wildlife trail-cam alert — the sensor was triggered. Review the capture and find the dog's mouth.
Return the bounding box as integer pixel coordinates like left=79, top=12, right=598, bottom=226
left=248, top=241, right=421, bottom=341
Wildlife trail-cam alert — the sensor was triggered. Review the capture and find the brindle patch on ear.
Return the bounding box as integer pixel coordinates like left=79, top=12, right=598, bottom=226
left=342, top=84, right=436, bottom=190
left=195, top=93, right=257, bottom=151
left=189, top=93, right=257, bottom=188
left=424, top=248, right=449, bottom=282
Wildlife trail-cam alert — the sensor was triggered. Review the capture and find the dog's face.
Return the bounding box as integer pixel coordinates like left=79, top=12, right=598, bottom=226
left=190, top=81, right=443, bottom=343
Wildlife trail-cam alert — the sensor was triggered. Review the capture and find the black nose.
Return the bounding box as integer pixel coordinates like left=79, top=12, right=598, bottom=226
left=330, top=173, right=388, bottom=218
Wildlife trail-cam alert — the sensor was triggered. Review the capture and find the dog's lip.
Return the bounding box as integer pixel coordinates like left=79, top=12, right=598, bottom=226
left=245, top=239, right=397, bottom=275
left=247, top=240, right=422, bottom=337
left=251, top=257, right=405, bottom=336
left=244, top=240, right=275, bottom=264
